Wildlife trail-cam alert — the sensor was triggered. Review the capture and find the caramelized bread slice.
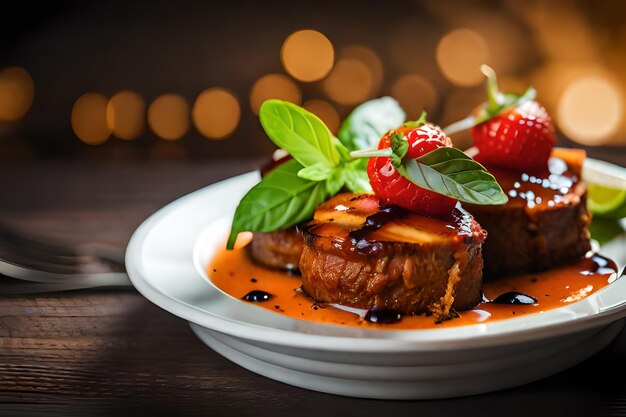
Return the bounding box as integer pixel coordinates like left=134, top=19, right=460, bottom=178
left=248, top=229, right=303, bottom=271
left=299, top=193, right=487, bottom=320
left=466, top=155, right=591, bottom=278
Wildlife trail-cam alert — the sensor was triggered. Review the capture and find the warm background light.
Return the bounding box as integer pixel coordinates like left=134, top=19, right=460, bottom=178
left=0, top=67, right=35, bottom=122
left=323, top=59, right=373, bottom=105
left=302, top=99, right=340, bottom=134
left=436, top=28, right=489, bottom=86
left=557, top=76, right=623, bottom=145
left=106, top=91, right=145, bottom=140
left=71, top=93, right=111, bottom=145
left=250, top=74, right=301, bottom=114
left=281, top=29, right=334, bottom=82
left=390, top=74, right=438, bottom=120
left=341, top=45, right=383, bottom=98
left=147, top=94, right=190, bottom=141
left=192, top=88, right=240, bottom=140
left=387, top=21, right=440, bottom=77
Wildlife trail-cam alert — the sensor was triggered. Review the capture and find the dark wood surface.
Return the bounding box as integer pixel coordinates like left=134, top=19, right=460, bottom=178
left=1, top=154, right=626, bottom=417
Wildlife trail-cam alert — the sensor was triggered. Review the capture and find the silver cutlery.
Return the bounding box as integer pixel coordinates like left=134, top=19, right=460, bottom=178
left=0, top=222, right=132, bottom=294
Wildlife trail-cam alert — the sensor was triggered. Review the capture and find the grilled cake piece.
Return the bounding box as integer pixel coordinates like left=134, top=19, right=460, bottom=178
left=247, top=151, right=303, bottom=271
left=466, top=153, right=591, bottom=278
left=248, top=229, right=302, bottom=271
left=298, top=193, right=487, bottom=320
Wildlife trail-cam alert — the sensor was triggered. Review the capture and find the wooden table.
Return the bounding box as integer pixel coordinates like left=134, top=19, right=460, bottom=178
left=1, top=154, right=626, bottom=417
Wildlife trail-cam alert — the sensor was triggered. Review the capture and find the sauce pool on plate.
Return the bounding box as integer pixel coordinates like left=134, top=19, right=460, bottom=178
left=208, top=244, right=619, bottom=330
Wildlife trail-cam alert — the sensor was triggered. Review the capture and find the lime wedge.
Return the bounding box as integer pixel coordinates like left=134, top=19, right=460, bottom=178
left=588, top=183, right=626, bottom=219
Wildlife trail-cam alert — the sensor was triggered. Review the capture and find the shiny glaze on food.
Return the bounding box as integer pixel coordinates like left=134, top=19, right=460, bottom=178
left=209, top=245, right=619, bottom=330
left=300, top=193, right=485, bottom=256
left=489, top=155, right=582, bottom=214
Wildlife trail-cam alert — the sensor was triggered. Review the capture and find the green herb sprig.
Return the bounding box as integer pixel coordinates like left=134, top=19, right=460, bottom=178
left=227, top=98, right=404, bottom=249
left=349, top=128, right=508, bottom=206
left=227, top=99, right=507, bottom=250
left=443, top=65, right=536, bottom=135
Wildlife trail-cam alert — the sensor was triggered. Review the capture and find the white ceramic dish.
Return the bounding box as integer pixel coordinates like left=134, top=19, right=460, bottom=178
left=126, top=158, right=626, bottom=400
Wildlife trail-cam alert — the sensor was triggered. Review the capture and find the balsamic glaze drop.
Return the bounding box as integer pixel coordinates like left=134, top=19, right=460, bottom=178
left=242, top=290, right=272, bottom=302
left=364, top=308, right=402, bottom=324
left=491, top=291, right=537, bottom=305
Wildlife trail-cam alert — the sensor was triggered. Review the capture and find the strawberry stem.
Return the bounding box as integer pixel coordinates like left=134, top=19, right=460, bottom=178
left=350, top=148, right=393, bottom=158
left=442, top=115, right=476, bottom=136
left=481, top=64, right=501, bottom=112
left=404, top=111, right=427, bottom=128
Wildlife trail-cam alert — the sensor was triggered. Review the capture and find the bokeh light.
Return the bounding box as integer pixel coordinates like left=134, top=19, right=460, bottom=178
left=147, top=94, right=190, bottom=141
left=522, top=1, right=597, bottom=64
left=71, top=93, right=111, bottom=145
left=341, top=45, right=384, bottom=98
left=192, top=88, right=240, bottom=140
left=436, top=28, right=489, bottom=86
left=322, top=59, right=373, bottom=105
left=250, top=74, right=301, bottom=114
left=557, top=76, right=623, bottom=145
left=303, top=99, right=340, bottom=134
left=106, top=91, right=145, bottom=140
left=281, top=29, right=334, bottom=82
left=0, top=67, right=34, bottom=122
left=390, top=74, right=438, bottom=120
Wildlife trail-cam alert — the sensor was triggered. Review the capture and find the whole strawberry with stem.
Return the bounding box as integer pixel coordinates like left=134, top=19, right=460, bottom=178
left=366, top=116, right=458, bottom=217
left=445, top=65, right=556, bottom=172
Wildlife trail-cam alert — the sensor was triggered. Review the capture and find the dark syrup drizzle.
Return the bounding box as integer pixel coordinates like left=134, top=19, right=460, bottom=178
left=584, top=254, right=619, bottom=276
left=364, top=308, right=402, bottom=324
left=349, top=206, right=408, bottom=241
left=242, top=290, right=272, bottom=302
left=491, top=291, right=538, bottom=305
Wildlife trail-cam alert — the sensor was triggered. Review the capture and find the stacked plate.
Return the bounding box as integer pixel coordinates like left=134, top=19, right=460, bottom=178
left=126, top=160, right=626, bottom=399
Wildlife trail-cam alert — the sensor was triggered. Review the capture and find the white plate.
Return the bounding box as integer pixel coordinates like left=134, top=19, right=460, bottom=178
left=126, top=158, right=626, bottom=400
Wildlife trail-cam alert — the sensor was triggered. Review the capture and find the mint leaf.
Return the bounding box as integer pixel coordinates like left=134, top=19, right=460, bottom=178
left=226, top=159, right=329, bottom=249
left=259, top=100, right=340, bottom=169
left=338, top=96, right=406, bottom=151
left=396, top=147, right=508, bottom=205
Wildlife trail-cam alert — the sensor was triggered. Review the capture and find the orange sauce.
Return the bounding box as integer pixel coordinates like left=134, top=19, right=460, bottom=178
left=208, top=244, right=619, bottom=330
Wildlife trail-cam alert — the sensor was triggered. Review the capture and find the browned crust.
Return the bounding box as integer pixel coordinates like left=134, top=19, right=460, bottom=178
left=248, top=229, right=303, bottom=271
left=467, top=183, right=591, bottom=278
left=299, top=230, right=484, bottom=319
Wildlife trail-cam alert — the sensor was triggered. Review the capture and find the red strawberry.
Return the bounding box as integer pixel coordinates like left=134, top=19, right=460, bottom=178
left=444, top=65, right=556, bottom=172
left=367, top=123, right=458, bottom=217
left=472, top=99, right=556, bottom=171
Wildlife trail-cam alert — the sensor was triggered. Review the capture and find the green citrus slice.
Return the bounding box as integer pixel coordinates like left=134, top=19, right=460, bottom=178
left=588, top=183, right=626, bottom=219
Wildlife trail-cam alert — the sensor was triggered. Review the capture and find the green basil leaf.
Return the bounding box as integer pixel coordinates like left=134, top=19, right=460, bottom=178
left=344, top=160, right=372, bottom=193
left=396, top=147, right=508, bottom=205
left=334, top=139, right=354, bottom=163
left=338, top=96, right=406, bottom=151
left=325, top=166, right=346, bottom=196
left=259, top=99, right=340, bottom=169
left=298, top=163, right=333, bottom=181
left=226, top=159, right=328, bottom=249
